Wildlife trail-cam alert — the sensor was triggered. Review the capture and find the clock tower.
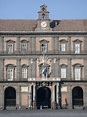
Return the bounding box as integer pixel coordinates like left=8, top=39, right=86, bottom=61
left=35, top=4, right=52, bottom=31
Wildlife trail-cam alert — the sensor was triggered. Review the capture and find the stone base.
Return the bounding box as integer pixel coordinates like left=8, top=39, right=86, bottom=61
left=52, top=102, right=56, bottom=109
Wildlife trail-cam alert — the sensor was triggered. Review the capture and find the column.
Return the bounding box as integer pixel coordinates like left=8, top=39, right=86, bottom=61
left=84, top=59, right=87, bottom=80
left=84, top=85, right=87, bottom=108
left=67, top=58, right=72, bottom=80
left=0, top=86, right=4, bottom=109
left=0, top=59, right=4, bottom=81
left=55, top=59, right=58, bottom=77
left=55, top=37, right=59, bottom=53
left=28, top=59, right=32, bottom=78
left=67, top=85, right=72, bottom=109
left=16, top=59, right=21, bottom=81
left=0, top=36, right=4, bottom=53
left=84, top=36, right=87, bottom=53
left=51, top=59, right=55, bottom=77
left=33, top=84, right=36, bottom=109
left=29, top=84, right=32, bottom=109
left=56, top=83, right=59, bottom=109
left=28, top=37, right=32, bottom=53
left=58, top=59, right=60, bottom=78
left=51, top=83, right=56, bottom=109
left=16, top=86, right=21, bottom=109
left=32, top=60, right=36, bottom=78
left=67, top=36, right=71, bottom=53
left=16, top=36, right=20, bottom=54
left=52, top=37, right=55, bottom=53
left=32, top=37, right=36, bottom=54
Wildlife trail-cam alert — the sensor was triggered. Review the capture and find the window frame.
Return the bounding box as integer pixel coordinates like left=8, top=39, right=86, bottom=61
left=60, top=64, right=67, bottom=79
left=21, top=40, right=28, bottom=52
left=73, top=64, right=83, bottom=81
left=6, top=64, right=15, bottom=81
left=40, top=40, right=49, bottom=54
left=6, top=40, right=15, bottom=54
left=73, top=39, right=82, bottom=54
left=59, top=39, right=68, bottom=52
left=22, top=65, right=28, bottom=79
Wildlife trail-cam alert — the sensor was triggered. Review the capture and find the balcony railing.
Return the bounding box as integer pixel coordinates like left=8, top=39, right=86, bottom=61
left=28, top=77, right=60, bottom=82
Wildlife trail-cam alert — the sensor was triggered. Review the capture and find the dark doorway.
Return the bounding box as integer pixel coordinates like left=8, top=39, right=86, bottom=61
left=36, top=87, right=51, bottom=109
left=72, top=86, right=83, bottom=107
left=4, top=87, right=16, bottom=109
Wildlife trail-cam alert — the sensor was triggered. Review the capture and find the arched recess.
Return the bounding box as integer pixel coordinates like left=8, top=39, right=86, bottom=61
left=36, top=87, right=51, bottom=109
left=4, top=87, right=16, bottom=109
left=72, top=86, right=83, bottom=107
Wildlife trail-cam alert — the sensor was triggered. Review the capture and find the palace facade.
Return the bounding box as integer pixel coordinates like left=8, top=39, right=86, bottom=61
left=0, top=5, right=87, bottom=109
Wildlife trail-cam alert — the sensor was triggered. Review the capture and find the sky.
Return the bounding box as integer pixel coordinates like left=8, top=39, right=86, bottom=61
left=0, top=0, right=87, bottom=20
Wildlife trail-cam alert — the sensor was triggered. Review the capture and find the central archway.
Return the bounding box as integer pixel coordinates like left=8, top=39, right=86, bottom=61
left=36, top=87, right=51, bottom=109
left=4, top=87, right=16, bottom=109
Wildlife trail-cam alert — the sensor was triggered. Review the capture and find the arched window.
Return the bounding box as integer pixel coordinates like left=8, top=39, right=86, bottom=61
left=40, top=40, right=49, bottom=54
left=6, top=64, right=15, bottom=81
left=6, top=40, right=15, bottom=54
left=59, top=39, right=68, bottom=52
left=73, top=39, right=82, bottom=54
left=73, top=64, right=83, bottom=80
left=21, top=40, right=28, bottom=52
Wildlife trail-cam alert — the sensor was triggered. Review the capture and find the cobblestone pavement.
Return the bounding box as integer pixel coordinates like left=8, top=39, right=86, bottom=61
left=0, top=109, right=87, bottom=117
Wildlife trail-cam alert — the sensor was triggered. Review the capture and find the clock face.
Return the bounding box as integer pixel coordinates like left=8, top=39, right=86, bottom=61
left=41, top=21, right=47, bottom=28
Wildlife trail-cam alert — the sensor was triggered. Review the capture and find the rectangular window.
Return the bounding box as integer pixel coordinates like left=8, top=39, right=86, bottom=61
left=22, top=68, right=27, bottom=78
left=75, top=68, right=81, bottom=80
left=41, top=43, right=47, bottom=54
left=22, top=43, right=27, bottom=52
left=7, top=68, right=13, bottom=81
left=61, top=68, right=66, bottom=78
left=61, top=43, right=66, bottom=52
left=75, top=43, right=80, bottom=54
left=7, top=43, right=13, bottom=53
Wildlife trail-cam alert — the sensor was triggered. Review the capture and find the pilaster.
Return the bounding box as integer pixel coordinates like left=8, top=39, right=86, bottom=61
left=16, top=86, right=21, bottom=109
left=0, top=86, right=4, bottom=109
left=0, top=59, right=4, bottom=81
left=28, top=84, right=32, bottom=109
left=0, top=36, right=4, bottom=53
left=67, top=85, right=72, bottom=109
left=16, top=59, right=21, bottom=81
left=16, top=36, right=20, bottom=53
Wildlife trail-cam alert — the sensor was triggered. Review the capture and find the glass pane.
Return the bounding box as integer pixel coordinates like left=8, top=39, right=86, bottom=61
left=61, top=43, right=66, bottom=51
left=75, top=44, right=80, bottom=54
left=7, top=43, right=13, bottom=53
left=22, top=68, right=27, bottom=78
left=61, top=68, right=66, bottom=78
left=75, top=68, right=81, bottom=80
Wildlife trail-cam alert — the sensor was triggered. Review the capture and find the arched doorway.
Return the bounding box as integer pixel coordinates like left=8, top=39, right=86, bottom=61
left=36, top=87, right=51, bottom=109
left=72, top=86, right=83, bottom=108
left=4, top=87, right=16, bottom=109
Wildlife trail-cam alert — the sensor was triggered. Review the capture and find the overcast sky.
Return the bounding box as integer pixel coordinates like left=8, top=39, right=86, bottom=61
left=0, top=0, right=87, bottom=20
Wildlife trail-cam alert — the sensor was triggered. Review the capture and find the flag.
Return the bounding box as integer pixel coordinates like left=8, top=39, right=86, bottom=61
left=43, top=67, right=48, bottom=77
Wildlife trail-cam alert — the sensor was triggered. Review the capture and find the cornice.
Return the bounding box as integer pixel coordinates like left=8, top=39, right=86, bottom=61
left=0, top=31, right=87, bottom=36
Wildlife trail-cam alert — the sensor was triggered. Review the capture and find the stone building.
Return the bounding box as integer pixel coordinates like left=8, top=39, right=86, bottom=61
left=0, top=4, right=87, bottom=109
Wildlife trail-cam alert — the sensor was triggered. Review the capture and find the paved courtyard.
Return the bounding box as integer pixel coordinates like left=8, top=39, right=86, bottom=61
left=0, top=109, right=87, bottom=117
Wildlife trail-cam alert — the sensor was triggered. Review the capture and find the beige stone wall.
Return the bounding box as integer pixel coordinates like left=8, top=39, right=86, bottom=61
left=60, top=59, right=68, bottom=65
left=21, top=93, right=28, bottom=107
